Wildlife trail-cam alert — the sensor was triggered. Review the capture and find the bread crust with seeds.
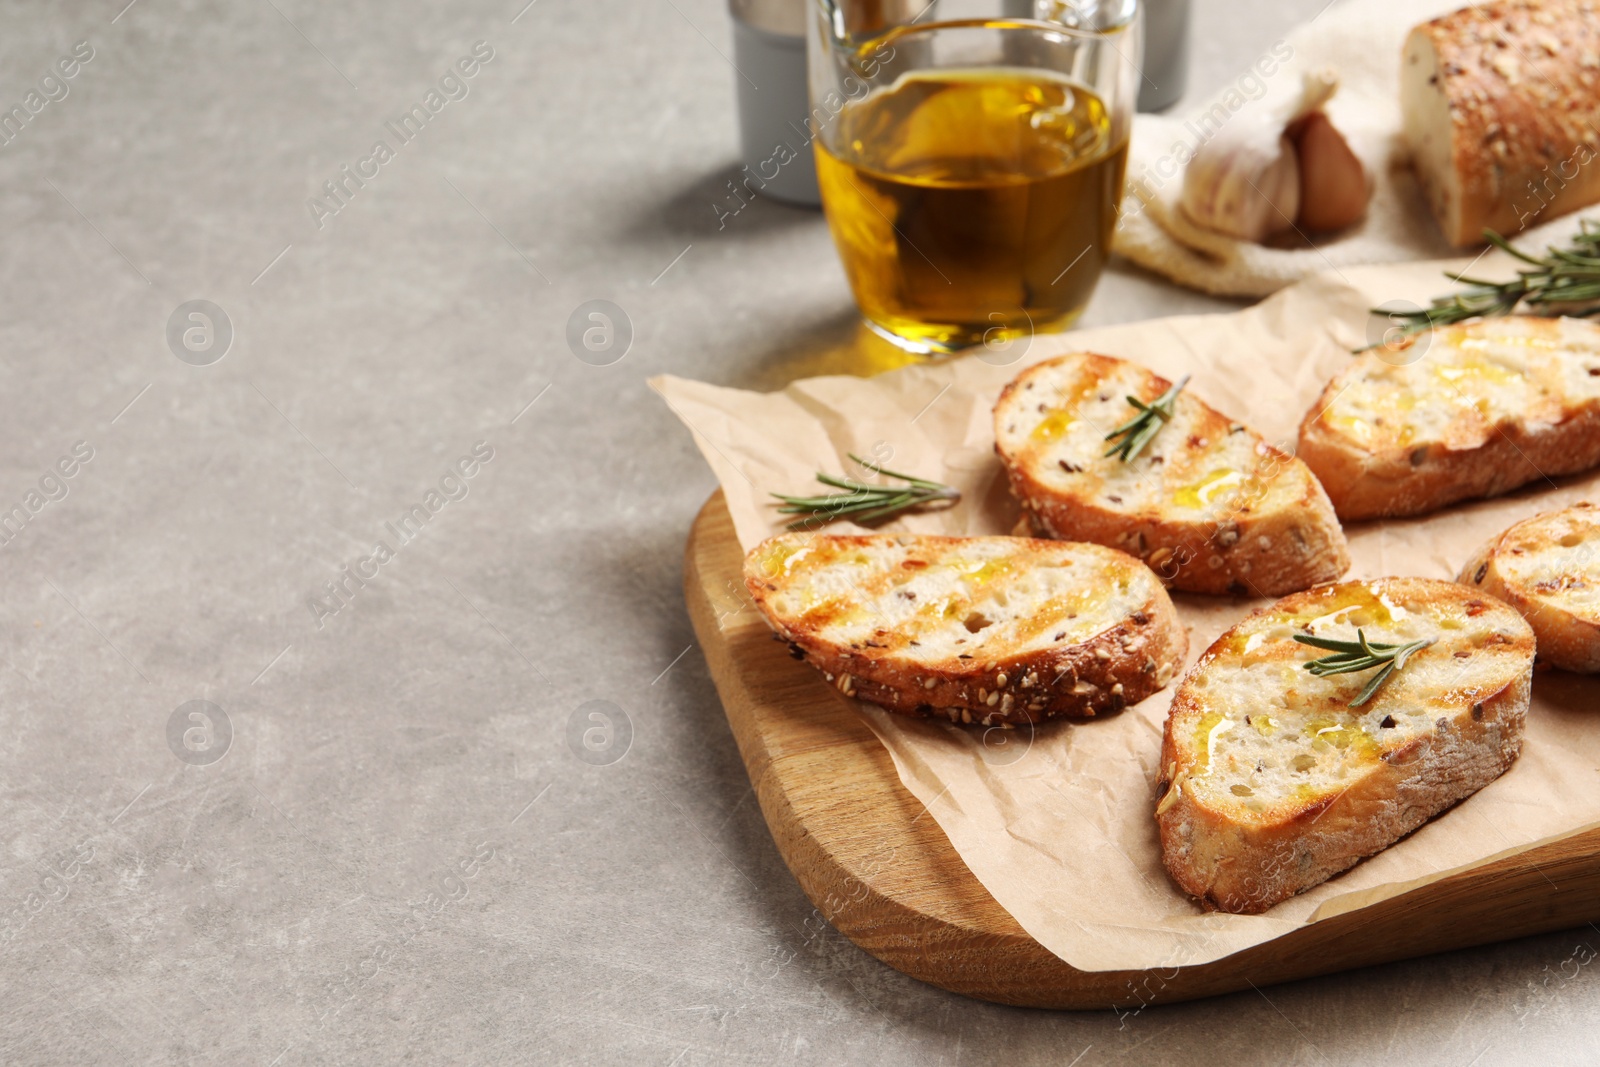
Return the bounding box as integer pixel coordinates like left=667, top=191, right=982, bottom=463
left=1459, top=501, right=1600, bottom=672
left=1157, top=578, right=1534, bottom=914
left=743, top=533, right=1187, bottom=725
left=1402, top=0, right=1600, bottom=247
left=993, top=352, right=1349, bottom=597
left=1299, top=317, right=1600, bottom=520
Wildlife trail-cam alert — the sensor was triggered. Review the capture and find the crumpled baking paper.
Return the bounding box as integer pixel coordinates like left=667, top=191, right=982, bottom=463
left=652, top=254, right=1600, bottom=971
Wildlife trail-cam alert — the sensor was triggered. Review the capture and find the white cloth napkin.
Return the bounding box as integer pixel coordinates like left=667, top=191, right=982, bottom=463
left=1113, top=0, right=1574, bottom=296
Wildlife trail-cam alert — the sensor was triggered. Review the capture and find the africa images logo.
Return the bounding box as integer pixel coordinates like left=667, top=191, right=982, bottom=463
left=307, top=441, right=495, bottom=628
left=307, top=42, right=496, bottom=230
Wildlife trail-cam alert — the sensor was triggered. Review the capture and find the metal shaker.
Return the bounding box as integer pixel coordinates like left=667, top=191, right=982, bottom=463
left=1136, top=0, right=1189, bottom=111
left=728, top=0, right=820, bottom=205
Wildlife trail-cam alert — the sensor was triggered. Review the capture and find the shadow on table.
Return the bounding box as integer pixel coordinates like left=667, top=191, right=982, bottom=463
left=627, top=162, right=824, bottom=246
left=637, top=164, right=961, bottom=390
left=731, top=307, right=931, bottom=392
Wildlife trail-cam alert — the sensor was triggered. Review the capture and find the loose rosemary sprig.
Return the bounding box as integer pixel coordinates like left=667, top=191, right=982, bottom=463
left=1293, top=629, right=1436, bottom=707
left=771, top=454, right=960, bottom=531
left=1104, top=375, right=1190, bottom=463
left=1362, top=221, right=1600, bottom=351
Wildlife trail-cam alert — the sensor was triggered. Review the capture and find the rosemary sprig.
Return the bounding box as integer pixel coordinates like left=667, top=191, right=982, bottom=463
left=771, top=454, right=960, bottom=531
left=1362, top=221, right=1600, bottom=351
left=1293, top=629, right=1436, bottom=707
left=1103, top=375, right=1190, bottom=463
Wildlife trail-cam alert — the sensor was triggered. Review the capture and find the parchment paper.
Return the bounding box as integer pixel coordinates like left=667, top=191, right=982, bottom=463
left=651, top=252, right=1600, bottom=973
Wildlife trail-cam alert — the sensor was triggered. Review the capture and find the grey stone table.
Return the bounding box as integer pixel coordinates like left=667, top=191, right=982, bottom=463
left=0, top=0, right=1592, bottom=1063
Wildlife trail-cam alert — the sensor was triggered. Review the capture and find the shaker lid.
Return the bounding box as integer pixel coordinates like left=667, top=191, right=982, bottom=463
left=730, top=0, right=807, bottom=37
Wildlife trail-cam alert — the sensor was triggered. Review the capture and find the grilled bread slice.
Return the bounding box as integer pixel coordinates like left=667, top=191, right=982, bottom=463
left=1298, top=316, right=1600, bottom=520
left=1157, top=578, right=1534, bottom=914
left=993, top=352, right=1349, bottom=597
left=1460, top=502, right=1600, bottom=672
left=744, top=533, right=1187, bottom=725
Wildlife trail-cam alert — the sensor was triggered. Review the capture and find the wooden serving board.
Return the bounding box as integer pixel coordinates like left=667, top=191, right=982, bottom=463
left=685, top=492, right=1600, bottom=1009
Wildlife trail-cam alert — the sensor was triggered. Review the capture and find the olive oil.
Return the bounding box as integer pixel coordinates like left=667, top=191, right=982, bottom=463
left=815, top=68, right=1128, bottom=352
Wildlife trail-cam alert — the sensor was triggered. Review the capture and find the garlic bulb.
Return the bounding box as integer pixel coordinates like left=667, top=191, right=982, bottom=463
left=1179, top=70, right=1359, bottom=242
left=1179, top=118, right=1301, bottom=241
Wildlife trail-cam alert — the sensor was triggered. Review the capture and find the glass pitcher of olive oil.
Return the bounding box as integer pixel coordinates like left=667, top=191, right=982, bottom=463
left=809, top=0, right=1140, bottom=354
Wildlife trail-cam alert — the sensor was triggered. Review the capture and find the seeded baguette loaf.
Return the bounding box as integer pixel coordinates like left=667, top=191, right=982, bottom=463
left=1402, top=0, right=1600, bottom=247
left=1157, top=578, right=1535, bottom=914
left=994, top=352, right=1350, bottom=596
left=1460, top=501, right=1600, bottom=671
left=744, top=533, right=1187, bottom=725
left=1298, top=316, right=1600, bottom=520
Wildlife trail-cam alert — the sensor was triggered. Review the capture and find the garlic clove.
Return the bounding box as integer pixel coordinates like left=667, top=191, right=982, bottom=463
left=1290, top=111, right=1370, bottom=232
left=1179, top=120, right=1301, bottom=241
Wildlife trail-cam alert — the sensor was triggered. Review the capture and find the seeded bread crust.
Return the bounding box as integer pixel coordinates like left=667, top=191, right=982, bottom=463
left=1460, top=501, right=1600, bottom=672
left=1298, top=317, right=1600, bottom=521
left=1401, top=0, right=1600, bottom=247
left=994, top=352, right=1350, bottom=597
left=744, top=533, right=1187, bottom=726
left=1157, top=578, right=1535, bottom=914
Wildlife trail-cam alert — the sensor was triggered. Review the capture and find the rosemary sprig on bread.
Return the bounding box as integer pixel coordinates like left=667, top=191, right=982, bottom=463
left=1294, top=629, right=1436, bottom=707
left=1103, top=375, right=1190, bottom=463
